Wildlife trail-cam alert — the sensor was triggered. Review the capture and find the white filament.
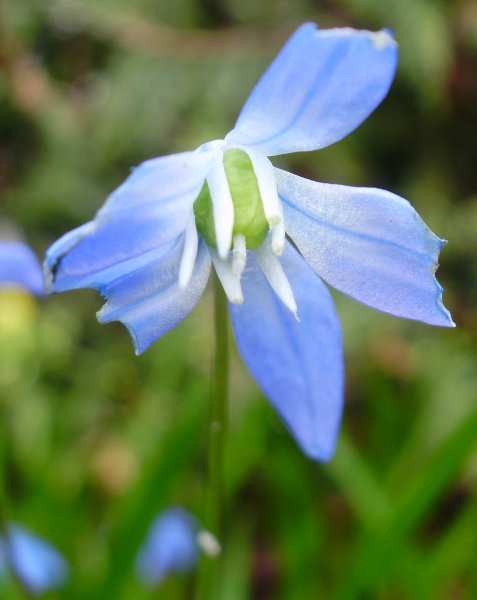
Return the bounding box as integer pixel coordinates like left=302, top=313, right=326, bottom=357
left=244, top=148, right=284, bottom=229
left=254, top=240, right=298, bottom=319
left=178, top=214, right=199, bottom=288
left=210, top=248, right=243, bottom=304
left=207, top=155, right=234, bottom=260
left=232, top=233, right=247, bottom=278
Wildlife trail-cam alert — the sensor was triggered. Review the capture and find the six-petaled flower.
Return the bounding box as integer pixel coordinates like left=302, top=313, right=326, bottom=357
left=44, top=24, right=454, bottom=461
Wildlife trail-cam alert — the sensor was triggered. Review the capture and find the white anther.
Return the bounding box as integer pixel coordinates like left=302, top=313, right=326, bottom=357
left=271, top=221, right=285, bottom=256
left=197, top=530, right=221, bottom=557
left=178, top=214, right=199, bottom=288
left=232, top=233, right=247, bottom=278
left=207, top=156, right=234, bottom=260
left=244, top=148, right=284, bottom=230
left=254, top=240, right=298, bottom=319
left=210, top=248, right=243, bottom=304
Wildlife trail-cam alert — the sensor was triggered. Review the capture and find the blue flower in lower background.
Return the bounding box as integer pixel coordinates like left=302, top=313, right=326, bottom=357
left=0, top=241, right=44, bottom=295
left=137, top=507, right=219, bottom=587
left=136, top=508, right=199, bottom=586
left=0, top=524, right=68, bottom=595
left=44, top=23, right=454, bottom=461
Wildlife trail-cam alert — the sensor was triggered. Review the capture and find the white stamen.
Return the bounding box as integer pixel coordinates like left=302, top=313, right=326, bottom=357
left=244, top=148, right=284, bottom=230
left=210, top=248, right=243, bottom=304
left=232, top=233, right=247, bottom=278
left=178, top=214, right=199, bottom=288
left=207, top=156, right=234, bottom=260
left=254, top=240, right=298, bottom=319
left=197, top=530, right=221, bottom=557
left=271, top=221, right=285, bottom=256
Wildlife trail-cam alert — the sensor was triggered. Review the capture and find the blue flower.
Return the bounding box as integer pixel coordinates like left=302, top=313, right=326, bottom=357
left=44, top=24, right=454, bottom=461
left=0, top=524, right=69, bottom=594
left=136, top=507, right=199, bottom=586
left=0, top=241, right=44, bottom=295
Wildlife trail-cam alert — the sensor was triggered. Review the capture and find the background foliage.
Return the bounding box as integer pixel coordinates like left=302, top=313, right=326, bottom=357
left=1, top=0, right=477, bottom=598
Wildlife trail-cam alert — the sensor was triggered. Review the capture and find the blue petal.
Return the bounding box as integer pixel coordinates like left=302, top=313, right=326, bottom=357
left=225, top=24, right=397, bottom=156
left=0, top=241, right=44, bottom=295
left=278, top=169, right=454, bottom=326
left=99, top=151, right=213, bottom=215
left=45, top=151, right=213, bottom=293
left=98, top=236, right=211, bottom=354
left=230, top=242, right=343, bottom=461
left=0, top=525, right=68, bottom=594
left=136, top=507, right=198, bottom=587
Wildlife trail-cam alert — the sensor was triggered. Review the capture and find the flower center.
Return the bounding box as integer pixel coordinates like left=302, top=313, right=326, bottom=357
left=193, top=148, right=269, bottom=250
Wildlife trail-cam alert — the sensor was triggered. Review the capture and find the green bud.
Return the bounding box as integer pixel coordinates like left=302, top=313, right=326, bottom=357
left=193, top=148, right=269, bottom=250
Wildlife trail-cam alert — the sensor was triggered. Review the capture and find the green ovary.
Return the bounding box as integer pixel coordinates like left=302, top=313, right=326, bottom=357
left=193, top=148, right=269, bottom=250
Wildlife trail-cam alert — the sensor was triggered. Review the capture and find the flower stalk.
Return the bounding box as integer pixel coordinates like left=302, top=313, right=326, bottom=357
left=198, top=272, right=229, bottom=599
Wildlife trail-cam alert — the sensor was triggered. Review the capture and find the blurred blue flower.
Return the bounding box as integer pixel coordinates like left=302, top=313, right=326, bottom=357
left=0, top=241, right=44, bottom=295
left=0, top=524, right=68, bottom=595
left=136, top=507, right=199, bottom=586
left=45, top=24, right=454, bottom=461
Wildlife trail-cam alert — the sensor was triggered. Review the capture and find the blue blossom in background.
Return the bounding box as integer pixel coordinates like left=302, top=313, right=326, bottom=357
left=45, top=24, right=454, bottom=461
left=0, top=524, right=68, bottom=595
left=0, top=241, right=44, bottom=295
left=136, top=507, right=199, bottom=586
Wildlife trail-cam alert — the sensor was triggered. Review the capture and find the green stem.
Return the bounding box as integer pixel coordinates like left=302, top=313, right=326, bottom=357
left=207, top=273, right=229, bottom=537
left=197, top=273, right=229, bottom=599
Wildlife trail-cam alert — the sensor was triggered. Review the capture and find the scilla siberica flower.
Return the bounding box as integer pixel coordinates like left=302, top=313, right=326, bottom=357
left=0, top=241, right=44, bottom=295
left=0, top=524, right=68, bottom=594
left=137, top=507, right=219, bottom=586
left=45, top=24, right=454, bottom=461
left=136, top=508, right=199, bottom=586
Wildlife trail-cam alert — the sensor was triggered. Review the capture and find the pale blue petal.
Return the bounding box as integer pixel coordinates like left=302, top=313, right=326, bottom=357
left=278, top=169, right=454, bottom=326
left=0, top=525, right=68, bottom=594
left=0, top=241, right=44, bottom=295
left=136, top=507, right=198, bottom=587
left=99, top=151, right=213, bottom=215
left=45, top=151, right=213, bottom=293
left=44, top=220, right=176, bottom=293
left=98, top=237, right=211, bottom=354
left=225, top=23, right=397, bottom=156
left=230, top=242, right=343, bottom=461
